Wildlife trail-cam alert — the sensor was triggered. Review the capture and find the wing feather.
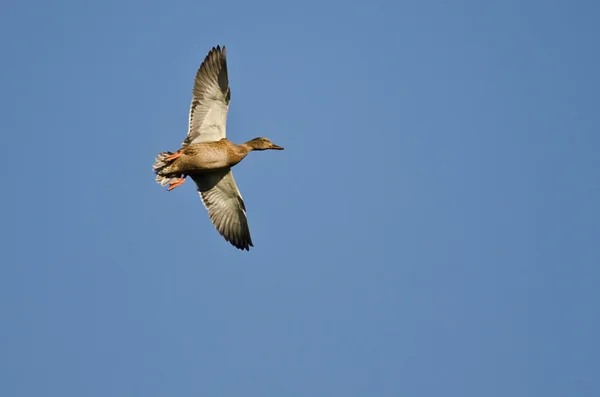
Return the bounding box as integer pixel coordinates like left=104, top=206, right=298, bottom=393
left=183, top=46, right=231, bottom=146
left=192, top=169, right=253, bottom=251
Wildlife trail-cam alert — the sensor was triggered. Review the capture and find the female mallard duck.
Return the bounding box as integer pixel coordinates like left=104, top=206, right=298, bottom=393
left=153, top=45, right=284, bottom=251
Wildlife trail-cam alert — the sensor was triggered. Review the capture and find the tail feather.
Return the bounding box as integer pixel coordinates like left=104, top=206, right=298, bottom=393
left=153, top=151, right=180, bottom=186
left=153, top=151, right=174, bottom=171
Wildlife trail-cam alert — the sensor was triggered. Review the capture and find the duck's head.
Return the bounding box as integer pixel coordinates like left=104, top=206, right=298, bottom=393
left=247, top=137, right=284, bottom=151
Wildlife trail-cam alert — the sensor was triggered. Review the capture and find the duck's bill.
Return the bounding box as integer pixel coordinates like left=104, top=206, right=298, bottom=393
left=271, top=144, right=284, bottom=150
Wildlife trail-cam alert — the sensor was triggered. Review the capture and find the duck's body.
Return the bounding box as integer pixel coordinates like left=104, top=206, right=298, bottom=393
left=155, top=137, right=282, bottom=176
left=153, top=46, right=283, bottom=251
left=176, top=140, right=242, bottom=172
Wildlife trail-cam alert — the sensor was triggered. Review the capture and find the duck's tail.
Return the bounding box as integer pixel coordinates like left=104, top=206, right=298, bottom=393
left=153, top=151, right=181, bottom=186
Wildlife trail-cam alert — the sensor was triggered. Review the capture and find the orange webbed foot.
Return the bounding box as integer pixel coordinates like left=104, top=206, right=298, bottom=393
left=167, top=177, right=186, bottom=191
left=165, top=151, right=183, bottom=161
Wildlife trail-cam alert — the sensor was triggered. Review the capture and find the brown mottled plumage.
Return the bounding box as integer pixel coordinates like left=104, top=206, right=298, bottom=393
left=153, top=46, right=283, bottom=251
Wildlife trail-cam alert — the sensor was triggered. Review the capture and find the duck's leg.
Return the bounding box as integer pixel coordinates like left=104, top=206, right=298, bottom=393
left=168, top=177, right=186, bottom=191
left=165, top=151, right=183, bottom=161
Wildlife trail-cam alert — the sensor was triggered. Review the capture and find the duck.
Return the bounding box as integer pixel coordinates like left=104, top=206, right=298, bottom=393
left=153, top=45, right=284, bottom=251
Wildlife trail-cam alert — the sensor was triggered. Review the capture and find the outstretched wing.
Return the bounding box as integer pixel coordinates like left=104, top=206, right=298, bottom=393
left=183, top=45, right=231, bottom=146
left=191, top=169, right=253, bottom=251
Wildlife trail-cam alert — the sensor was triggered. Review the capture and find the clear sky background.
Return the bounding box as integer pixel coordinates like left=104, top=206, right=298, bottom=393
left=1, top=0, right=599, bottom=396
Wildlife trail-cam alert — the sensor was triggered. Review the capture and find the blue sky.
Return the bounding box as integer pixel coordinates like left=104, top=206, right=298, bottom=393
left=1, top=0, right=599, bottom=395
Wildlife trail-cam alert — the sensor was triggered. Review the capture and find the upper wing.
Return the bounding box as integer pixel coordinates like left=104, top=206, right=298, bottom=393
left=192, top=169, right=253, bottom=251
left=183, top=45, right=231, bottom=146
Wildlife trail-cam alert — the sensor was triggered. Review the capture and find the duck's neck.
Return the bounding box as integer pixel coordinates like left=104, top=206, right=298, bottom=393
left=241, top=139, right=261, bottom=151
left=224, top=142, right=253, bottom=167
